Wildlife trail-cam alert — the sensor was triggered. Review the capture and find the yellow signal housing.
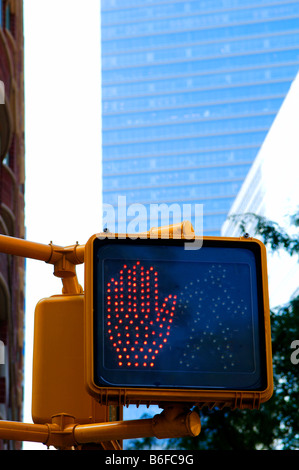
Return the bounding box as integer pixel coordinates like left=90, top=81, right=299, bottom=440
left=84, top=233, right=273, bottom=410
left=32, top=294, right=120, bottom=425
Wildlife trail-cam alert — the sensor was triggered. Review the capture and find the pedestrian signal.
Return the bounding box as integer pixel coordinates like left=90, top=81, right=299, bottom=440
left=84, top=234, right=273, bottom=409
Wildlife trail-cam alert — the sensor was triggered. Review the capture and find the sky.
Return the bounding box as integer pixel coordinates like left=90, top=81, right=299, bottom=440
left=23, top=0, right=102, bottom=449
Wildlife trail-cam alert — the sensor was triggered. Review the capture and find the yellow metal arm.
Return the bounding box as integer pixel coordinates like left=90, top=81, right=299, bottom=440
left=0, top=420, right=49, bottom=444
left=0, top=407, right=200, bottom=449
left=0, top=234, right=57, bottom=262
left=0, top=234, right=85, bottom=294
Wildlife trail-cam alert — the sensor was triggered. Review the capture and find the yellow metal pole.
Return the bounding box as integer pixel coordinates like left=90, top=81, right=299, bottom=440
left=0, top=235, right=85, bottom=265
left=0, top=420, right=49, bottom=444
left=0, top=234, right=85, bottom=294
left=72, top=407, right=201, bottom=445
left=73, top=418, right=155, bottom=444
left=0, top=407, right=201, bottom=448
left=0, top=234, right=55, bottom=262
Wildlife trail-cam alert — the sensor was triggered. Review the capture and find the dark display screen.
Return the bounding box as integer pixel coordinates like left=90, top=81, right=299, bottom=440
left=93, top=238, right=266, bottom=391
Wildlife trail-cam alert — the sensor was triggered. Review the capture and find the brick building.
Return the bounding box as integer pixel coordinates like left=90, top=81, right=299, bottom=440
left=0, top=0, right=25, bottom=450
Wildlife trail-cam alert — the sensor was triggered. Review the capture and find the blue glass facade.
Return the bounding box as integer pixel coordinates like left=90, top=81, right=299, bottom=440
left=101, top=0, right=299, bottom=235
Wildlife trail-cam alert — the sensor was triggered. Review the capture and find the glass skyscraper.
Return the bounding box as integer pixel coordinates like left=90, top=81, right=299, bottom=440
left=101, top=0, right=299, bottom=235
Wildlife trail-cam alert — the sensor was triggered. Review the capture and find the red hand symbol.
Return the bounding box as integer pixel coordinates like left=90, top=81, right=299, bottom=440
left=106, top=261, right=177, bottom=368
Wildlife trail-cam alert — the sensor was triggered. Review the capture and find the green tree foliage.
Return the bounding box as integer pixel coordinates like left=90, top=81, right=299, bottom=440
left=127, top=212, right=299, bottom=450
left=229, top=212, right=299, bottom=255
